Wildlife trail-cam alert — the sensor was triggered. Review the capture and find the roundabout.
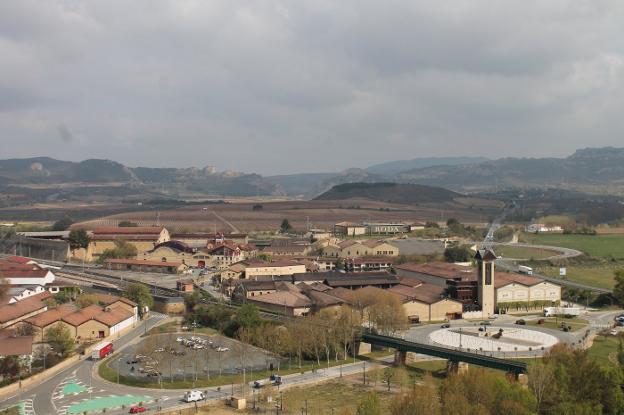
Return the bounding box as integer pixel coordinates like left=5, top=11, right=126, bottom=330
left=428, top=326, right=560, bottom=352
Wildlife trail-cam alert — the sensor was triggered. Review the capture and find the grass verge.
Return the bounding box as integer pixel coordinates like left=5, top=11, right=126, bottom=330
left=525, top=317, right=589, bottom=332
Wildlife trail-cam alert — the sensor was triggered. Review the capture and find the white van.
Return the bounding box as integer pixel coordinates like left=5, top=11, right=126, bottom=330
left=184, top=390, right=205, bottom=403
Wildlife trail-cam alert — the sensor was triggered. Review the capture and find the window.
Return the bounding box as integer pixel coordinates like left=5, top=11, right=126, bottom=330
left=485, top=263, right=492, bottom=285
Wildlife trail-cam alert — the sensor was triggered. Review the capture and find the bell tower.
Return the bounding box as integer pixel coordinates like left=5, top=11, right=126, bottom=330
left=475, top=248, right=497, bottom=317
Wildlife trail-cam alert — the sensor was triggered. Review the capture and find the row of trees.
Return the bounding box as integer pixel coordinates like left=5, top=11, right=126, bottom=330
left=350, top=343, right=624, bottom=415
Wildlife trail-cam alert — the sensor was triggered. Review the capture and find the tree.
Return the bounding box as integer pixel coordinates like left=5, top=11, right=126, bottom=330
left=368, top=291, right=407, bottom=335
left=390, top=373, right=441, bottom=415
left=52, top=217, right=74, bottom=231
left=234, top=304, right=261, bottom=330
left=68, top=229, right=90, bottom=250
left=356, top=392, right=383, bottom=415
left=45, top=323, right=74, bottom=357
left=443, top=245, right=472, bottom=263
left=98, top=239, right=138, bottom=263
left=125, top=283, right=153, bottom=317
left=613, top=269, right=624, bottom=306
left=76, top=293, right=99, bottom=308
left=280, top=219, right=293, bottom=234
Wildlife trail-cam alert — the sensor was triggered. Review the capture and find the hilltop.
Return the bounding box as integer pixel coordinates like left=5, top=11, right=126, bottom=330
left=314, top=182, right=461, bottom=204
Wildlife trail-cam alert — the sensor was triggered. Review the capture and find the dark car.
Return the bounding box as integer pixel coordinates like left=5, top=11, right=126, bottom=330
left=129, top=407, right=146, bottom=413
left=515, top=319, right=526, bottom=325
left=479, top=321, right=492, bottom=326
left=441, top=323, right=451, bottom=329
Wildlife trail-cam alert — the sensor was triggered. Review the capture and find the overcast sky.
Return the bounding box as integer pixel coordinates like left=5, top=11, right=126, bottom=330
left=1, top=1, right=624, bottom=175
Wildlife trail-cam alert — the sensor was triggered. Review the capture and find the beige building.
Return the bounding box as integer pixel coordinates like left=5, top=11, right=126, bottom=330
left=0, top=292, right=52, bottom=330
left=224, top=259, right=307, bottom=280
left=388, top=284, right=463, bottom=323
left=104, top=258, right=187, bottom=274
left=323, top=240, right=399, bottom=258
left=333, top=222, right=367, bottom=236
left=58, top=304, right=136, bottom=341
left=142, top=240, right=199, bottom=266
left=81, top=226, right=170, bottom=261
left=170, top=232, right=249, bottom=246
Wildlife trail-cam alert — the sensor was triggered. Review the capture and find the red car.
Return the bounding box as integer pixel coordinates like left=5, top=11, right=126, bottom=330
left=129, top=407, right=146, bottom=413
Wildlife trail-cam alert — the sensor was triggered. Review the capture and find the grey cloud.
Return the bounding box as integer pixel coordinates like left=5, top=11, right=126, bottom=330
left=0, top=1, right=623, bottom=174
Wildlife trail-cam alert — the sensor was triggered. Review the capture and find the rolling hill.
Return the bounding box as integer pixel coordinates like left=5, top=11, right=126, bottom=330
left=314, top=182, right=461, bottom=204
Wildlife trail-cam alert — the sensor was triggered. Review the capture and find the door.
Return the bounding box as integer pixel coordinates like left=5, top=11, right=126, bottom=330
left=98, top=331, right=105, bottom=338
left=198, top=260, right=205, bottom=268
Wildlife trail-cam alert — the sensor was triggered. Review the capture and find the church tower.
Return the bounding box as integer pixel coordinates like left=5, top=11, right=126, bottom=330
left=475, top=248, right=497, bottom=317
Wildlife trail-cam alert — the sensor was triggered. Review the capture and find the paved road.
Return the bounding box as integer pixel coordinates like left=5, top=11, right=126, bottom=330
left=491, top=242, right=583, bottom=261
left=1, top=313, right=169, bottom=415
left=210, top=210, right=240, bottom=233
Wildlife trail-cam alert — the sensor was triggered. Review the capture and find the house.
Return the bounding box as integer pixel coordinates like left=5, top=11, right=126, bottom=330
left=103, top=258, right=187, bottom=274
left=343, top=257, right=394, bottom=272
left=223, top=259, right=307, bottom=281
left=82, top=226, right=170, bottom=260
left=0, top=292, right=52, bottom=329
left=22, top=304, right=78, bottom=342
left=323, top=272, right=400, bottom=290
left=141, top=240, right=199, bottom=266
left=58, top=304, right=136, bottom=340
left=242, top=281, right=345, bottom=316
left=206, top=243, right=246, bottom=269
left=322, top=240, right=399, bottom=258
left=387, top=283, right=463, bottom=323
left=333, top=222, right=367, bottom=237
left=0, top=260, right=56, bottom=285
left=262, top=244, right=312, bottom=257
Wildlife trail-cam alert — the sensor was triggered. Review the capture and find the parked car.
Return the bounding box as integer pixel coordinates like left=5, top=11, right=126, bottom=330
left=216, top=347, right=229, bottom=352
left=515, top=319, right=526, bottom=325
left=440, top=323, right=451, bottom=329
left=184, top=390, right=205, bottom=403
left=479, top=321, right=492, bottom=326
left=129, top=406, right=146, bottom=413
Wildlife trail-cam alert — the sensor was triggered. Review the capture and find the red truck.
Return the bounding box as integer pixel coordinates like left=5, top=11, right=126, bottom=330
left=91, top=341, right=113, bottom=360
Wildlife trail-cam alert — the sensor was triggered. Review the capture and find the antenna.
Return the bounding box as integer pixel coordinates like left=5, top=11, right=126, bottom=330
left=156, top=211, right=161, bottom=227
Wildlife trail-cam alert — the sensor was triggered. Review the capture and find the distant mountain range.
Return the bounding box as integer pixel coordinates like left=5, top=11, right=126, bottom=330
left=1, top=147, right=623, bottom=203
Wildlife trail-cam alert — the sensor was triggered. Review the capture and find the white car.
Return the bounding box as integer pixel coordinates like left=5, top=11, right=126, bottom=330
left=154, top=348, right=164, bottom=353
left=216, top=347, right=229, bottom=352
left=176, top=337, right=184, bottom=342
left=183, top=390, right=205, bottom=403
left=193, top=344, right=204, bottom=349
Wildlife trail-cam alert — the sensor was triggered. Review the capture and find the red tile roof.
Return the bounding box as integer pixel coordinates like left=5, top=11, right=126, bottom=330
left=395, top=262, right=476, bottom=281
left=388, top=283, right=452, bottom=304
left=24, top=304, right=77, bottom=328
left=0, top=336, right=33, bottom=357
left=0, top=292, right=51, bottom=324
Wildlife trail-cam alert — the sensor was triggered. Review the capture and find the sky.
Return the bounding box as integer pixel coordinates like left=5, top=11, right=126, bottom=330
left=1, top=1, right=624, bottom=175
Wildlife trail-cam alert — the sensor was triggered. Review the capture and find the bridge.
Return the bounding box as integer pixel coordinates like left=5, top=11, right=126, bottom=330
left=362, top=333, right=527, bottom=377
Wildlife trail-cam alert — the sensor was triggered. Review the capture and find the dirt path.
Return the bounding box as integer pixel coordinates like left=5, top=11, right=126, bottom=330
left=211, top=210, right=240, bottom=233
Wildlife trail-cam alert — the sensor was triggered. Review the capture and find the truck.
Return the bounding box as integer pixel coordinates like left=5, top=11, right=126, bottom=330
left=183, top=390, right=205, bottom=403
left=91, top=341, right=113, bottom=360
left=518, top=265, right=533, bottom=275
left=543, top=307, right=581, bottom=317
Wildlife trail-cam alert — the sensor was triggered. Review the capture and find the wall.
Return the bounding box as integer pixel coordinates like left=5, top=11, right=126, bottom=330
left=0, top=236, right=69, bottom=262
left=401, top=301, right=430, bottom=322
left=430, top=299, right=463, bottom=321
left=76, top=320, right=109, bottom=340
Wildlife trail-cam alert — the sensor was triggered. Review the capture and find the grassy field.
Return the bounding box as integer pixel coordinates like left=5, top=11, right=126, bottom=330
left=588, top=335, right=621, bottom=365
left=0, top=406, right=19, bottom=415
left=495, top=245, right=557, bottom=260
left=535, top=265, right=618, bottom=290
left=526, top=317, right=589, bottom=332
left=523, top=233, right=624, bottom=259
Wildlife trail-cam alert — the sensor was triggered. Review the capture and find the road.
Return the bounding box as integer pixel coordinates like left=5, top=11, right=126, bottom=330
left=210, top=210, right=240, bottom=234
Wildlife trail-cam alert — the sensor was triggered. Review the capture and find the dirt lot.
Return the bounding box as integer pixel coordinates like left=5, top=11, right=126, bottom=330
left=75, top=198, right=501, bottom=233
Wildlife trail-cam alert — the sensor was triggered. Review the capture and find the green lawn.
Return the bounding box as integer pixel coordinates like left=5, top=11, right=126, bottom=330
left=536, top=265, right=618, bottom=290
left=523, top=233, right=624, bottom=259
left=0, top=406, right=19, bottom=415
left=526, top=317, right=589, bottom=332
left=495, top=245, right=557, bottom=260
left=588, top=335, right=621, bottom=365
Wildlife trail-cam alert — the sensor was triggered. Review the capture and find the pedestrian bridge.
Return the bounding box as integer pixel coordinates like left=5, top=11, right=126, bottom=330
left=361, top=332, right=527, bottom=375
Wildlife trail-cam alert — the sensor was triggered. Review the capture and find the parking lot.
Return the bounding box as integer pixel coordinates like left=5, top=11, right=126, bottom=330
left=112, top=333, right=280, bottom=381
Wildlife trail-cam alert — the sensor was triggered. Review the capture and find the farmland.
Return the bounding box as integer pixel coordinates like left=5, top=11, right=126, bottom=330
left=495, top=245, right=557, bottom=260
left=74, top=197, right=502, bottom=233
left=534, top=265, right=618, bottom=290
left=522, top=233, right=624, bottom=259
